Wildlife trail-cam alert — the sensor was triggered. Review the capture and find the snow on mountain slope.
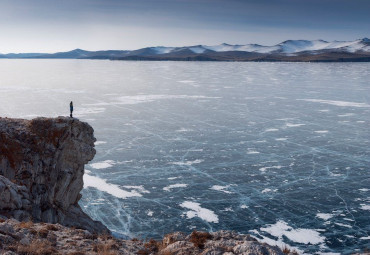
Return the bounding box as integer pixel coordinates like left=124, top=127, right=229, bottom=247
left=204, top=43, right=279, bottom=54
left=149, top=38, right=370, bottom=55
left=152, top=46, right=175, bottom=54
left=278, top=39, right=370, bottom=53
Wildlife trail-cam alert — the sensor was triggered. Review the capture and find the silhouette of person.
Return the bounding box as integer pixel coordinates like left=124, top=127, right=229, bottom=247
left=70, top=101, right=73, bottom=118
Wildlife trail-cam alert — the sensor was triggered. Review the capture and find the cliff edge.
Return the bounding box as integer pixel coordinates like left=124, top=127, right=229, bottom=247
left=0, top=116, right=108, bottom=233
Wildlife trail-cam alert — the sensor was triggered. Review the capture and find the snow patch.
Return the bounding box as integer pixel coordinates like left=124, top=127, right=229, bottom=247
left=163, top=184, right=188, bottom=192
left=89, top=160, right=115, bottom=169
left=83, top=174, right=143, bottom=199
left=180, top=201, right=219, bottom=223
left=170, top=159, right=204, bottom=166
left=210, top=185, right=234, bottom=194
left=316, top=213, right=334, bottom=221
left=260, top=220, right=325, bottom=245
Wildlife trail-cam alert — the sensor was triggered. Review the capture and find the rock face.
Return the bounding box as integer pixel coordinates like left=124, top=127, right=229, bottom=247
left=0, top=116, right=108, bottom=233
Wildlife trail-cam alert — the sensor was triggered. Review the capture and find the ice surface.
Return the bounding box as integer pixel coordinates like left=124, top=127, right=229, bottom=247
left=0, top=60, right=369, bottom=254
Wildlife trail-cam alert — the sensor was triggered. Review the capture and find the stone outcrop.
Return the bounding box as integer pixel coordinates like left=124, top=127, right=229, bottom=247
left=0, top=116, right=108, bottom=233
left=0, top=219, right=294, bottom=255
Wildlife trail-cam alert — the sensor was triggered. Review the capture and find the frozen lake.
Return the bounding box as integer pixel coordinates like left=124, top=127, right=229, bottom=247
left=0, top=60, right=369, bottom=254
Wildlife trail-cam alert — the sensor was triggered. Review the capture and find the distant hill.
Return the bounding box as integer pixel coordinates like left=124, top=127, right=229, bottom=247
left=1, top=38, right=370, bottom=62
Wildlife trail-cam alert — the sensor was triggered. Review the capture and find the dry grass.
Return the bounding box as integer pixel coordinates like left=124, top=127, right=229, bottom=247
left=282, top=245, right=299, bottom=255
left=11, top=240, right=59, bottom=255
left=17, top=221, right=34, bottom=228
left=93, top=239, right=119, bottom=255
left=190, top=230, right=212, bottom=249
left=46, top=224, right=59, bottom=231
left=68, top=252, right=86, bottom=255
left=38, top=228, right=49, bottom=238
left=137, top=239, right=162, bottom=255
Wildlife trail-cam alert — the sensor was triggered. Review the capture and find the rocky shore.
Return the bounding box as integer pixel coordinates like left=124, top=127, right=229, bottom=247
left=0, top=117, right=294, bottom=254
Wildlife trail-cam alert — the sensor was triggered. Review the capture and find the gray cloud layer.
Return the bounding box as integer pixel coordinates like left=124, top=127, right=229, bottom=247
left=1, top=0, right=369, bottom=52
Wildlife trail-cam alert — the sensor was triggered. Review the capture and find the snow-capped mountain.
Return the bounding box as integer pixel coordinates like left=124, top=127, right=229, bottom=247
left=146, top=38, right=370, bottom=55
left=1, top=38, right=369, bottom=62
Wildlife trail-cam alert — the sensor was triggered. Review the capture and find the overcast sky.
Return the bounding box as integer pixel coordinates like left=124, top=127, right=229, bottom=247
left=1, top=0, right=369, bottom=53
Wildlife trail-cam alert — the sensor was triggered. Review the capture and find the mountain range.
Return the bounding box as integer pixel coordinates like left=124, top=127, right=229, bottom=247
left=1, top=38, right=369, bottom=62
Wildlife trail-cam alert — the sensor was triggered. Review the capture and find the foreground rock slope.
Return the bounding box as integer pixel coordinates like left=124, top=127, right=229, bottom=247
left=0, top=219, right=292, bottom=255
left=0, top=116, right=107, bottom=233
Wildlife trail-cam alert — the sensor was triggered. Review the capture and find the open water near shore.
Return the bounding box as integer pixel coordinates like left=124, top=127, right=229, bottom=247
left=0, top=60, right=369, bottom=254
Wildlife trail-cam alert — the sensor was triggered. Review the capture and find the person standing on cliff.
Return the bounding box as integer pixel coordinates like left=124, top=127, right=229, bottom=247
left=70, top=101, right=73, bottom=118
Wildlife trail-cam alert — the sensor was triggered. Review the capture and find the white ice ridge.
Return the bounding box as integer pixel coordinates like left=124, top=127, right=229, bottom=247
left=210, top=185, right=234, bottom=194
left=298, top=99, right=370, bottom=108
left=83, top=174, right=143, bottom=199
left=260, top=220, right=325, bottom=245
left=180, top=201, right=219, bottom=223
left=163, top=183, right=188, bottom=192
left=89, top=160, right=115, bottom=169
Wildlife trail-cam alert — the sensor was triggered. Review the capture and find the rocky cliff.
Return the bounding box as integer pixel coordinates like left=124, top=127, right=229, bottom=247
left=0, top=116, right=108, bottom=233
